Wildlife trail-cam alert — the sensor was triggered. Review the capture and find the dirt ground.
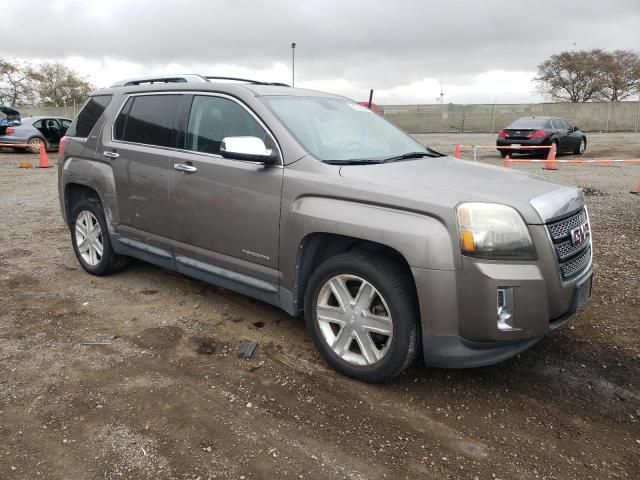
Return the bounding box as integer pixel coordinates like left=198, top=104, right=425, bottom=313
left=1, top=133, right=639, bottom=480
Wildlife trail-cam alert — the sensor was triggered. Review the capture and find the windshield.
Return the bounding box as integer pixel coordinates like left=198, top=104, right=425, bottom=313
left=261, top=96, right=427, bottom=162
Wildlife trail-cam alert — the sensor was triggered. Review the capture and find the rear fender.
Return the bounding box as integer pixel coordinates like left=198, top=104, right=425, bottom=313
left=60, top=158, right=119, bottom=232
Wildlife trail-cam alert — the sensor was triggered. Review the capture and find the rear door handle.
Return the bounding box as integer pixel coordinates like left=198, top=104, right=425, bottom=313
left=174, top=163, right=197, bottom=173
left=103, top=150, right=120, bottom=159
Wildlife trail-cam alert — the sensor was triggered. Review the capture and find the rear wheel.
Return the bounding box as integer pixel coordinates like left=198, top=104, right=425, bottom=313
left=27, top=137, right=46, bottom=154
left=70, top=199, right=127, bottom=276
left=574, top=138, right=586, bottom=155
left=304, top=252, right=419, bottom=383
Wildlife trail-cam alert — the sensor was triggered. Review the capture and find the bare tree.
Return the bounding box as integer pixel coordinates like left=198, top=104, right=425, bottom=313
left=595, top=50, right=640, bottom=102
left=535, top=49, right=606, bottom=102
left=28, top=62, right=94, bottom=107
left=0, top=58, right=34, bottom=106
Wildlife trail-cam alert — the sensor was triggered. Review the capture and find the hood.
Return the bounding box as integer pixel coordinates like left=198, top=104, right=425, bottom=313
left=338, top=156, right=583, bottom=224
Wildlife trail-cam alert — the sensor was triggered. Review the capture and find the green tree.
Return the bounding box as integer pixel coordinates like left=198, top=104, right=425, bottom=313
left=29, top=62, right=94, bottom=107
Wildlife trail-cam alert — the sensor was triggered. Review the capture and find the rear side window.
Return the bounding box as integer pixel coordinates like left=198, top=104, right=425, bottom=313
left=67, top=95, right=112, bottom=138
left=114, top=94, right=182, bottom=147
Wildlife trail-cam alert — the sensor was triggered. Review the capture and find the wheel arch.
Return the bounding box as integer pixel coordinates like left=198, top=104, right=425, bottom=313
left=60, top=158, right=119, bottom=230
left=280, top=197, right=458, bottom=316
left=294, top=233, right=420, bottom=316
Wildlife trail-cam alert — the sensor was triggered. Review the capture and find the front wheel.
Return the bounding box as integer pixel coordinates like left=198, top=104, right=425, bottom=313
left=304, top=252, right=419, bottom=382
left=574, top=138, right=586, bottom=155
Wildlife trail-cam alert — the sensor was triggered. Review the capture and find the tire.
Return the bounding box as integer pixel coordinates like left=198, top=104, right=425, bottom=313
left=304, top=252, right=419, bottom=383
left=27, top=136, right=46, bottom=154
left=70, top=198, right=127, bottom=276
left=573, top=138, right=586, bottom=155
left=551, top=139, right=559, bottom=157
left=499, top=151, right=508, bottom=158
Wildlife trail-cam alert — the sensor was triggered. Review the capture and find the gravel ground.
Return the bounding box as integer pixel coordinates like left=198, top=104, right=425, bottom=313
left=1, top=133, right=639, bottom=480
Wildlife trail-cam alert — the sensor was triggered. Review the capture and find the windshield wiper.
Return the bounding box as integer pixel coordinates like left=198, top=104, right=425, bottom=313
left=382, top=149, right=443, bottom=163
left=324, top=159, right=385, bottom=165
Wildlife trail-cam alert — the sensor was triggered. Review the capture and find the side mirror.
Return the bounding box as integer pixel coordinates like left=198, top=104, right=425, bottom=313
left=220, top=136, right=278, bottom=165
left=573, top=126, right=579, bottom=132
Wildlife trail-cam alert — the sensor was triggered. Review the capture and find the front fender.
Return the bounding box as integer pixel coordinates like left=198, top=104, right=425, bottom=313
left=61, top=158, right=119, bottom=232
left=280, top=196, right=458, bottom=288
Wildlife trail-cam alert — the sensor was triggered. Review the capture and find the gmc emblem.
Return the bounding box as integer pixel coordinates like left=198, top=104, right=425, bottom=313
left=570, top=222, right=590, bottom=246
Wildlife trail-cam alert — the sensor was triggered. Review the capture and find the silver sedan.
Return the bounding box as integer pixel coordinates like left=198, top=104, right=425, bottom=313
left=0, top=116, right=72, bottom=153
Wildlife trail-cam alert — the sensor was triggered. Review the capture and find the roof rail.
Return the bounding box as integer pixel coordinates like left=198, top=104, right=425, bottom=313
left=204, top=76, right=290, bottom=87
left=110, top=75, right=209, bottom=87
left=109, top=74, right=291, bottom=88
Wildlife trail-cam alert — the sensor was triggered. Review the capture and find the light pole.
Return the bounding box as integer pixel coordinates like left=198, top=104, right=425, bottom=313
left=291, top=42, right=296, bottom=87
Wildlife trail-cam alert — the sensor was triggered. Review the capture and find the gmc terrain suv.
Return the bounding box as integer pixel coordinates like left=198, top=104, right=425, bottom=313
left=58, top=75, right=593, bottom=382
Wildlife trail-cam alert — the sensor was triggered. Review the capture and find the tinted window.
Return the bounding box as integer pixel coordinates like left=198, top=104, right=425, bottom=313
left=185, top=95, right=269, bottom=155
left=559, top=119, right=571, bottom=129
left=67, top=95, right=113, bottom=138
left=114, top=97, right=133, bottom=140
left=116, top=94, right=182, bottom=147
left=508, top=117, right=548, bottom=129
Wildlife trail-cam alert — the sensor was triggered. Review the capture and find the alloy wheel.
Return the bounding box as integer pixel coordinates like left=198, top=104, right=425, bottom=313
left=28, top=138, right=45, bottom=153
left=315, top=274, right=393, bottom=366
left=75, top=210, right=104, bottom=266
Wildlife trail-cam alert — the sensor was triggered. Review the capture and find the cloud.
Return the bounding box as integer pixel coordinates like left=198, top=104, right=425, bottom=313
left=3, top=0, right=639, bottom=102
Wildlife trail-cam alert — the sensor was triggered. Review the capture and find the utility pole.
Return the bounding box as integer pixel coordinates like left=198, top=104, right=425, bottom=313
left=291, top=42, right=296, bottom=87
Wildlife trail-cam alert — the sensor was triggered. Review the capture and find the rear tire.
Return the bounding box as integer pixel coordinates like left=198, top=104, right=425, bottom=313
left=27, top=137, right=46, bottom=154
left=70, top=198, right=127, bottom=276
left=304, top=252, right=419, bottom=383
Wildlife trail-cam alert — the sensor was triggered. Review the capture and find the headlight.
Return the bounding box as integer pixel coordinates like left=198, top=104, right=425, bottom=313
left=456, top=203, right=537, bottom=260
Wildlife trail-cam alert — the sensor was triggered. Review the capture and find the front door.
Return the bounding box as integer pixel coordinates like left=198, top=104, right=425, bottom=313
left=100, top=93, right=184, bottom=251
left=169, top=94, right=283, bottom=289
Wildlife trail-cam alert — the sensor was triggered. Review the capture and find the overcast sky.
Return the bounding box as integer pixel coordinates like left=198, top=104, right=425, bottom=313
left=4, top=0, right=640, bottom=104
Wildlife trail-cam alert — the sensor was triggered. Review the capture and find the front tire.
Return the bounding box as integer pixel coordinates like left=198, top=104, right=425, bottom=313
left=70, top=199, right=127, bottom=276
left=304, top=252, right=419, bottom=383
left=574, top=138, right=586, bottom=155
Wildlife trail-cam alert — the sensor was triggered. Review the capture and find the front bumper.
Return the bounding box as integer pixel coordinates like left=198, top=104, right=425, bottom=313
left=420, top=272, right=591, bottom=368
left=412, top=229, right=592, bottom=368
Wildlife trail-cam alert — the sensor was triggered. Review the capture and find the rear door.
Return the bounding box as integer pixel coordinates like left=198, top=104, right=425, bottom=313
left=101, top=93, right=185, bottom=252
left=168, top=93, right=283, bottom=291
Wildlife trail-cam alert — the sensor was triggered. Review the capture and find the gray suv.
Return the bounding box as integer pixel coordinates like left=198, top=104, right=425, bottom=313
left=58, top=75, right=593, bottom=382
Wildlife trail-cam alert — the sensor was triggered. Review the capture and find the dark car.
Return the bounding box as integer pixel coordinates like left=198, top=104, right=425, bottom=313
left=497, top=116, right=587, bottom=158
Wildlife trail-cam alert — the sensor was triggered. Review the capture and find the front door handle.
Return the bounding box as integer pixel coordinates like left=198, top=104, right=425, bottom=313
left=174, top=163, right=197, bottom=173
left=103, top=150, right=120, bottom=159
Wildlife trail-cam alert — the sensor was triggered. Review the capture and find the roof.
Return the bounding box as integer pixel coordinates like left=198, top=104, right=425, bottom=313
left=97, top=74, right=346, bottom=100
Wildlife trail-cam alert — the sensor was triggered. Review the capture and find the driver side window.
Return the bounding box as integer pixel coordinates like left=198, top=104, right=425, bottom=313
left=185, top=95, right=269, bottom=156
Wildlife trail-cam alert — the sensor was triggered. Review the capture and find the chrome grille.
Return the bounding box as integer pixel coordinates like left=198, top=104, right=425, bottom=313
left=547, top=209, right=588, bottom=241
left=560, top=246, right=592, bottom=278
left=545, top=208, right=591, bottom=280
left=555, top=238, right=589, bottom=261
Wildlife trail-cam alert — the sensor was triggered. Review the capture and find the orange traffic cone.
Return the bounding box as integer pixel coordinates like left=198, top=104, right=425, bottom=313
left=631, top=178, right=640, bottom=195
left=503, top=154, right=512, bottom=168
left=36, top=144, right=52, bottom=168
left=453, top=143, right=461, bottom=159
left=543, top=143, right=557, bottom=170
